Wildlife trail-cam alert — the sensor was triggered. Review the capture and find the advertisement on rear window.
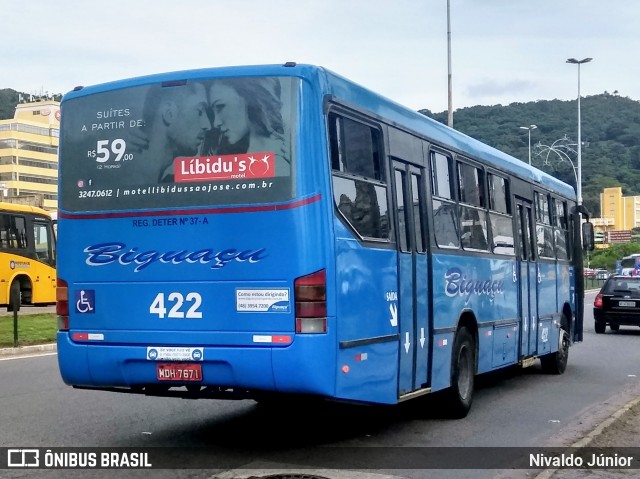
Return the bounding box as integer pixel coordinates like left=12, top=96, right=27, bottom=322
left=59, top=76, right=296, bottom=211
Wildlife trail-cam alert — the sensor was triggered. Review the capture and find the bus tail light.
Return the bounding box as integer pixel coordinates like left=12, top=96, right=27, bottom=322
left=57, top=278, right=69, bottom=330
left=295, top=270, right=327, bottom=333
left=594, top=293, right=603, bottom=308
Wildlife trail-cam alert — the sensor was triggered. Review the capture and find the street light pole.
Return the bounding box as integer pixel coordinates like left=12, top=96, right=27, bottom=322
left=566, top=57, right=592, bottom=206
left=534, top=137, right=579, bottom=186
left=447, top=0, right=453, bottom=128
left=519, top=124, right=537, bottom=165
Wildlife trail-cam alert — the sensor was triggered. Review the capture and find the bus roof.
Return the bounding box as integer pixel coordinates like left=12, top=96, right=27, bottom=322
left=62, top=63, right=575, bottom=199
left=0, top=201, right=53, bottom=218
left=316, top=67, right=575, bottom=199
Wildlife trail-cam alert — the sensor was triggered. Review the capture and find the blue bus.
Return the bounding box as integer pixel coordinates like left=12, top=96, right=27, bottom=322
left=56, top=63, right=592, bottom=417
left=621, top=254, right=640, bottom=276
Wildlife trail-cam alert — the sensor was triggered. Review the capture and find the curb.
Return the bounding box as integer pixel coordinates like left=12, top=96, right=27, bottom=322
left=0, top=342, right=57, bottom=358
left=533, top=395, right=640, bottom=479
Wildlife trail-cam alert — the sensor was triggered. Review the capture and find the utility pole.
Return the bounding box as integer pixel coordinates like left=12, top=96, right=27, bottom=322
left=447, top=0, right=453, bottom=128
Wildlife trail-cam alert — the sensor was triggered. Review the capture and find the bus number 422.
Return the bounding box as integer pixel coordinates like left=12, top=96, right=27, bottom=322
left=149, top=292, right=203, bottom=319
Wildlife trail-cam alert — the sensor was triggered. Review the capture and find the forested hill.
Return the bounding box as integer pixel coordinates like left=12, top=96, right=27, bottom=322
left=2, top=87, right=639, bottom=216
left=420, top=93, right=640, bottom=217
left=0, top=88, right=21, bottom=120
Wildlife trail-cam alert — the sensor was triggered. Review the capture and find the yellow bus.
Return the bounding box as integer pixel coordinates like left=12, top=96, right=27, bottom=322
left=0, top=202, right=56, bottom=307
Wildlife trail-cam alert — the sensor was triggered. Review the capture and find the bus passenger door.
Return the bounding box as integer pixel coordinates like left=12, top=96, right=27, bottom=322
left=392, top=162, right=429, bottom=396
left=516, top=198, right=538, bottom=358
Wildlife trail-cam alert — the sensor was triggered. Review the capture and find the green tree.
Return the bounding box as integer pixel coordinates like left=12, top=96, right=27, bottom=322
left=589, top=243, right=640, bottom=271
left=0, top=88, right=19, bottom=120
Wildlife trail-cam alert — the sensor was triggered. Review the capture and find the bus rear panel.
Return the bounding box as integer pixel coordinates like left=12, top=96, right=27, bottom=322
left=57, top=67, right=352, bottom=401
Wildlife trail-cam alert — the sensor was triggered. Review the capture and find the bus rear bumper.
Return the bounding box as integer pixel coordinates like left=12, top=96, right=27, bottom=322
left=56, top=332, right=335, bottom=398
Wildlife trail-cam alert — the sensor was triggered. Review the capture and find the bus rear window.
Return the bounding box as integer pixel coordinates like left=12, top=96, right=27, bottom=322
left=60, top=76, right=296, bottom=211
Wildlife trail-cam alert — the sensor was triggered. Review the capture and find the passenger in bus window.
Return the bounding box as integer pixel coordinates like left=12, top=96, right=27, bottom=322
left=207, top=78, right=290, bottom=175
left=134, top=82, right=212, bottom=183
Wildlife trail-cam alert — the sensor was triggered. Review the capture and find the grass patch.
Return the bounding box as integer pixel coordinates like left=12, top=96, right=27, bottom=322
left=0, top=313, right=56, bottom=348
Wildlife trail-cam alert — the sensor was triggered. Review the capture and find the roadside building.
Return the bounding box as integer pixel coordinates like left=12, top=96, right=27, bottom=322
left=0, top=98, right=59, bottom=212
left=592, top=186, right=640, bottom=247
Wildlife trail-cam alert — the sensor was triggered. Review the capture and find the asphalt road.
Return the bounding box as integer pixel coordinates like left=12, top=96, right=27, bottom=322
left=1, top=291, right=639, bottom=479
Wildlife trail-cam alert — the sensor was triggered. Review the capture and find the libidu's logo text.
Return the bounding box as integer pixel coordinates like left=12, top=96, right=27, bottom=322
left=83, top=242, right=267, bottom=272
left=174, top=152, right=275, bottom=183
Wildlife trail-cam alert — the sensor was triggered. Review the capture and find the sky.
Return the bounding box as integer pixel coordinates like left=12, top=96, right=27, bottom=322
left=3, top=0, right=640, bottom=113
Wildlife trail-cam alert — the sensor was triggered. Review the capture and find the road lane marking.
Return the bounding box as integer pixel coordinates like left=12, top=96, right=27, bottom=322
left=0, top=352, right=57, bottom=361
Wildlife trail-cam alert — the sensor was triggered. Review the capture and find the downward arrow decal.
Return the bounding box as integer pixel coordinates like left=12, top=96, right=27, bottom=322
left=404, top=332, right=411, bottom=353
left=389, top=303, right=398, bottom=327
left=420, top=328, right=426, bottom=348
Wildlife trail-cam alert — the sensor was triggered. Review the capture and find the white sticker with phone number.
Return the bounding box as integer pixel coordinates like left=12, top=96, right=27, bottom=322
left=146, top=347, right=203, bottom=361
left=236, top=289, right=290, bottom=313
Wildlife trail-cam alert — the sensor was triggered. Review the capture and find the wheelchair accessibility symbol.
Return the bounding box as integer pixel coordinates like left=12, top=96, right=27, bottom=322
left=75, top=289, right=95, bottom=314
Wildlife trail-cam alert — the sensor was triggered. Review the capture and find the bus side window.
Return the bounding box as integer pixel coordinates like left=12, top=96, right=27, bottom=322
left=554, top=228, right=569, bottom=260
left=1, top=215, right=11, bottom=248
left=433, top=200, right=459, bottom=247
left=411, top=173, right=425, bottom=253
left=458, top=161, right=489, bottom=252
left=0, top=215, right=27, bottom=249
left=33, top=222, right=53, bottom=263
left=490, top=214, right=515, bottom=255
left=430, top=151, right=460, bottom=248
left=330, top=114, right=383, bottom=181
left=536, top=225, right=555, bottom=259
left=335, top=178, right=388, bottom=239
left=534, top=192, right=555, bottom=259
left=487, top=174, right=514, bottom=255
left=330, top=113, right=389, bottom=240
left=460, top=206, right=489, bottom=251
left=553, top=198, right=570, bottom=260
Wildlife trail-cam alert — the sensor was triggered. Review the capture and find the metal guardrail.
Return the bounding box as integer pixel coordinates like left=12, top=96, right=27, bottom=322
left=584, top=277, right=608, bottom=290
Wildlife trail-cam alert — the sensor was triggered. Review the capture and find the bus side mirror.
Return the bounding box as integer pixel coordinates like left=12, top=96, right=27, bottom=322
left=582, top=222, right=595, bottom=251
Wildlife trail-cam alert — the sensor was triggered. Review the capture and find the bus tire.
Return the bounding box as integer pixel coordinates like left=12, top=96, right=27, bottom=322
left=445, top=326, right=475, bottom=419
left=540, top=320, right=569, bottom=374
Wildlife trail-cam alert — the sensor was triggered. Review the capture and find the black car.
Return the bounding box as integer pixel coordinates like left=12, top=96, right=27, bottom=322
left=593, top=275, right=640, bottom=333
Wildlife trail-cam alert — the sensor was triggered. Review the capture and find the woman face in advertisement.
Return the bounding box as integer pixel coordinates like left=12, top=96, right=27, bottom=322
left=169, top=83, right=212, bottom=155
left=208, top=83, right=250, bottom=146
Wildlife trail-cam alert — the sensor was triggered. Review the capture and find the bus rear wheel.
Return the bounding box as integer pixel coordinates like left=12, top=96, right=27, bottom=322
left=445, top=326, right=475, bottom=419
left=540, top=319, right=569, bottom=374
